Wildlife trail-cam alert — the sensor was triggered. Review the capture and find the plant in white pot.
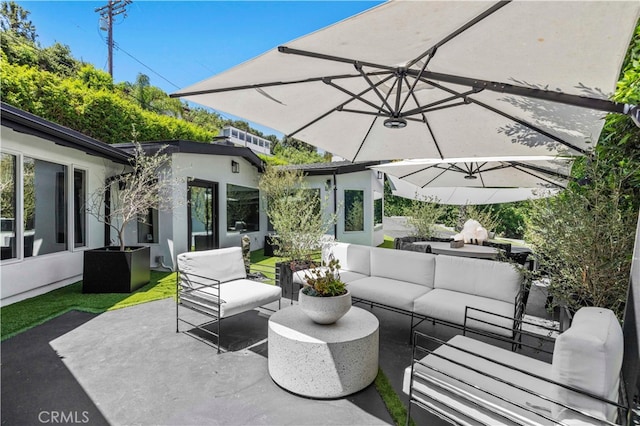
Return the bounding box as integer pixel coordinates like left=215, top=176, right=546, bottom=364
left=82, top=142, right=180, bottom=293
left=299, top=255, right=350, bottom=324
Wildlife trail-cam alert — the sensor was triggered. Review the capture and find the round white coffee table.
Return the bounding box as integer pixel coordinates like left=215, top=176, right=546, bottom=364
left=268, top=305, right=379, bottom=399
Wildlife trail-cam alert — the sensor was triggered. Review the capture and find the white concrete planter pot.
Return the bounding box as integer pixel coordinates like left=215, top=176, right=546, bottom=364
left=299, top=290, right=352, bottom=324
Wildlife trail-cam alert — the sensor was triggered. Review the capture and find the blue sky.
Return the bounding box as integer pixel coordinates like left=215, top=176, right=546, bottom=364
left=17, top=1, right=384, bottom=137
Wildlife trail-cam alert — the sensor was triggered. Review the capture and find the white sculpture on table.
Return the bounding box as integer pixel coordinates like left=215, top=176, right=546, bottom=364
left=453, top=219, right=489, bottom=245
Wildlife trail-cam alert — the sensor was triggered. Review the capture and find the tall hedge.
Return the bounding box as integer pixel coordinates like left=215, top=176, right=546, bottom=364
left=1, top=58, right=214, bottom=144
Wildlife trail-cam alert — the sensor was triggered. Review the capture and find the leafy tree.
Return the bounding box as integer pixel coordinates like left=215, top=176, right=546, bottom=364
left=404, top=195, right=445, bottom=239
left=0, top=1, right=36, bottom=42
left=258, top=166, right=336, bottom=261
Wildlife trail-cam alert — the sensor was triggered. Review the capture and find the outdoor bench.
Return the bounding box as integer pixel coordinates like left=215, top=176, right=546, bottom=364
left=176, top=247, right=281, bottom=353
left=295, top=242, right=527, bottom=339
left=403, top=307, right=627, bottom=425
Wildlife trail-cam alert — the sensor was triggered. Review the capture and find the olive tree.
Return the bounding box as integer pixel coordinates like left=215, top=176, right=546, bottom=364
left=86, top=142, right=181, bottom=251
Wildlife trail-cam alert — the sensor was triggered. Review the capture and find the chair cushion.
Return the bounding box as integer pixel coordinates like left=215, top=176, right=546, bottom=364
left=370, top=247, right=436, bottom=287
left=551, top=307, right=623, bottom=423
left=177, top=247, right=246, bottom=288
left=434, top=255, right=522, bottom=303
left=325, top=242, right=371, bottom=275
left=182, top=278, right=281, bottom=318
left=338, top=270, right=369, bottom=284
left=403, top=335, right=554, bottom=425
left=413, top=289, right=516, bottom=336
left=348, top=276, right=431, bottom=311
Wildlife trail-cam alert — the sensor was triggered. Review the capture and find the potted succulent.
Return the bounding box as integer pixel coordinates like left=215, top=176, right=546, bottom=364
left=298, top=256, right=351, bottom=324
left=82, top=142, right=179, bottom=293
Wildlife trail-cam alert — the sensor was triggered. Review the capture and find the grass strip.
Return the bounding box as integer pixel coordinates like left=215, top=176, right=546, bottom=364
left=375, top=367, right=415, bottom=426
left=1, top=270, right=175, bottom=341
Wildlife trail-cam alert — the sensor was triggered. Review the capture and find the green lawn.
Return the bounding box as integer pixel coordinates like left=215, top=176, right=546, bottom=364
left=1, top=270, right=176, bottom=341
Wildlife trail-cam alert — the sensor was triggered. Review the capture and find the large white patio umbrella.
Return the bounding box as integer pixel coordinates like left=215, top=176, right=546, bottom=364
left=173, top=1, right=640, bottom=162
left=386, top=175, right=560, bottom=205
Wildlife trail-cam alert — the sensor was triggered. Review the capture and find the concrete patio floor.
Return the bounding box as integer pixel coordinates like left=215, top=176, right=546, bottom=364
left=1, top=282, right=556, bottom=425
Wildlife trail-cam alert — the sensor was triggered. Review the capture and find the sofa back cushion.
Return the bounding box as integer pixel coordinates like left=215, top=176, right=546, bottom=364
left=434, top=255, right=521, bottom=303
left=370, top=247, right=436, bottom=287
left=177, top=247, right=246, bottom=288
left=551, top=307, right=623, bottom=423
left=325, top=242, right=371, bottom=276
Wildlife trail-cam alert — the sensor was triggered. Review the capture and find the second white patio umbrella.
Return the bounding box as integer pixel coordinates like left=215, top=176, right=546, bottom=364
left=372, top=156, right=573, bottom=191
left=386, top=175, right=560, bottom=205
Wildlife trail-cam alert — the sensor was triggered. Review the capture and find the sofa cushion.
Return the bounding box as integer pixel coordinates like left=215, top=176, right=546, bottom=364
left=338, top=270, right=369, bottom=284
left=348, top=276, right=431, bottom=312
left=181, top=278, right=281, bottom=318
left=370, top=247, right=436, bottom=287
left=434, top=255, right=521, bottom=303
left=413, top=289, right=516, bottom=336
left=403, top=335, right=554, bottom=425
left=325, top=242, right=371, bottom=275
left=551, top=307, right=623, bottom=423
left=177, top=247, right=246, bottom=288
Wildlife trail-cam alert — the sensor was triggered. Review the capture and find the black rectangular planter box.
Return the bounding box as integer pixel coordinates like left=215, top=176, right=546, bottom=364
left=82, top=246, right=151, bottom=293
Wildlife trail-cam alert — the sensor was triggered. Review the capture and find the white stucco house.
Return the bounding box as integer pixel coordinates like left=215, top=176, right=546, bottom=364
left=0, top=103, right=267, bottom=305
left=0, top=103, right=385, bottom=305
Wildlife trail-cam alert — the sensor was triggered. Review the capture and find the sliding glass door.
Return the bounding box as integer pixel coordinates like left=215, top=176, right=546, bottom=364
left=187, top=179, right=218, bottom=251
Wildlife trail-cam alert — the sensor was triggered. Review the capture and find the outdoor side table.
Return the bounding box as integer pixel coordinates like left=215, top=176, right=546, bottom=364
left=268, top=305, right=379, bottom=399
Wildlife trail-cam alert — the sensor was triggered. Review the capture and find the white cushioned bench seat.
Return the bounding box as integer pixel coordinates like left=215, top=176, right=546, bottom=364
left=413, top=289, right=516, bottom=336
left=349, top=276, right=431, bottom=312
left=290, top=241, right=525, bottom=338
left=404, top=307, right=625, bottom=425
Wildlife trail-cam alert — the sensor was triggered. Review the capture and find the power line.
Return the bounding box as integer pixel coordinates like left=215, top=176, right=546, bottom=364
left=112, top=41, right=181, bottom=90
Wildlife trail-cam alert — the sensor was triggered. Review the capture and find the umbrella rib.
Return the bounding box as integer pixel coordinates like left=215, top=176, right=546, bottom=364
left=401, top=89, right=479, bottom=118
left=400, top=48, right=435, bottom=112
left=406, top=1, right=511, bottom=68
left=408, top=69, right=627, bottom=115
left=324, top=77, right=394, bottom=115
left=421, top=164, right=459, bottom=188
left=404, top=77, right=445, bottom=159
left=421, top=79, right=589, bottom=155
left=355, top=63, right=396, bottom=114
left=351, top=80, right=398, bottom=161
left=287, top=73, right=396, bottom=141
left=510, top=161, right=572, bottom=183
left=278, top=46, right=398, bottom=73
left=171, top=72, right=388, bottom=97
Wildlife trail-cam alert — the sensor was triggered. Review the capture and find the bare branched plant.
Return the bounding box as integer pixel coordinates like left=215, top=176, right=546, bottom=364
left=86, top=142, right=182, bottom=251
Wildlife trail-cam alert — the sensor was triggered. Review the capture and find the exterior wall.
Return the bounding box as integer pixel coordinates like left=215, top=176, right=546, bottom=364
left=159, top=152, right=267, bottom=270
left=302, top=170, right=384, bottom=247
left=1, top=126, right=125, bottom=305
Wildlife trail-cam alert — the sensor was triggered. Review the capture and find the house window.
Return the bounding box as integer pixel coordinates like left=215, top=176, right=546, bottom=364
left=1, top=153, right=17, bottom=260
left=227, top=184, right=259, bottom=233
left=137, top=208, right=158, bottom=244
left=374, top=194, right=383, bottom=228
left=344, top=189, right=364, bottom=232
left=73, top=169, right=86, bottom=248
left=24, top=157, right=67, bottom=257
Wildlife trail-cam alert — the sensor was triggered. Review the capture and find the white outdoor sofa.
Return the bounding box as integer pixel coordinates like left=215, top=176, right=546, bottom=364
left=403, top=307, right=628, bottom=425
left=294, top=242, right=526, bottom=339
left=176, top=247, right=282, bottom=353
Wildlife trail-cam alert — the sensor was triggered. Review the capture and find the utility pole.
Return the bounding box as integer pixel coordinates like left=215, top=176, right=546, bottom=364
left=95, top=0, right=132, bottom=78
